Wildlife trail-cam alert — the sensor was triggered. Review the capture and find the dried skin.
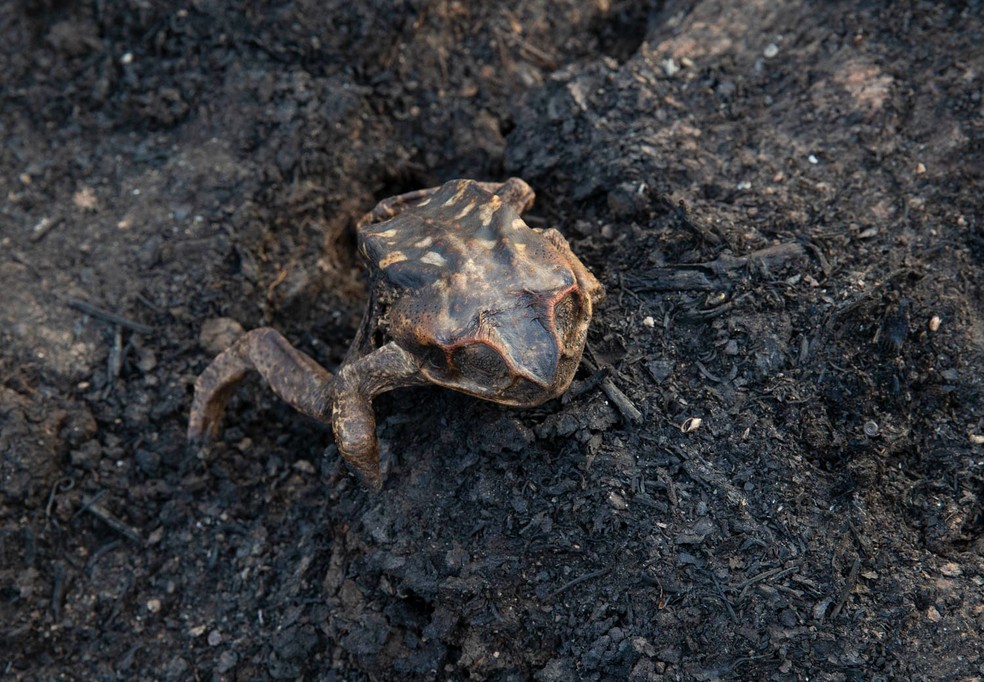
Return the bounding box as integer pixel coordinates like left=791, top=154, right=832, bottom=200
left=188, top=179, right=602, bottom=487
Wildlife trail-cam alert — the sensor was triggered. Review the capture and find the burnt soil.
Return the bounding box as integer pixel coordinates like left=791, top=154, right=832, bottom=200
left=2, top=1, right=984, bottom=680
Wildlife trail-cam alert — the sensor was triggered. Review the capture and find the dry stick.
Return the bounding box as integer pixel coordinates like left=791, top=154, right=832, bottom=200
left=704, top=242, right=808, bottom=277
left=563, top=367, right=609, bottom=402
left=78, top=495, right=144, bottom=544
left=624, top=242, right=808, bottom=292
left=545, top=567, right=611, bottom=601
left=601, top=378, right=643, bottom=423
left=737, top=564, right=801, bottom=600
left=695, top=360, right=724, bottom=383
left=583, top=349, right=643, bottom=424
left=830, top=557, right=861, bottom=619
left=30, top=216, right=64, bottom=242
left=45, top=477, right=75, bottom=525
left=66, top=297, right=153, bottom=334
left=86, top=540, right=123, bottom=575
left=49, top=561, right=68, bottom=622
left=135, top=291, right=166, bottom=314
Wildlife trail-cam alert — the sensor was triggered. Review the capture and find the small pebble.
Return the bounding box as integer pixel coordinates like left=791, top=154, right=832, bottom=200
left=608, top=492, right=629, bottom=511
left=199, top=317, right=245, bottom=355
left=137, top=348, right=157, bottom=372
left=146, top=598, right=161, bottom=613
left=135, top=448, right=160, bottom=475
left=216, top=650, right=238, bottom=674
left=69, top=441, right=102, bottom=469
left=292, top=459, right=316, bottom=475
left=940, top=562, right=962, bottom=577
left=208, top=629, right=223, bottom=646
left=763, top=44, right=779, bottom=58
left=706, top=291, right=727, bottom=307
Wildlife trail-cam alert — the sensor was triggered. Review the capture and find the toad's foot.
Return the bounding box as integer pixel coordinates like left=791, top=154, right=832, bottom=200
left=330, top=342, right=426, bottom=490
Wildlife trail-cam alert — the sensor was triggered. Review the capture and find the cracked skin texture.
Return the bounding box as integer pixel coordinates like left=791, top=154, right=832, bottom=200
left=188, top=178, right=604, bottom=490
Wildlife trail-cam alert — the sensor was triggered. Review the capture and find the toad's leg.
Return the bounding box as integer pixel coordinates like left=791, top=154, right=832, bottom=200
left=537, top=228, right=606, bottom=310
left=357, top=186, right=443, bottom=227
left=188, top=327, right=334, bottom=441
left=330, top=342, right=425, bottom=491
left=360, top=178, right=536, bottom=227
left=475, top=177, right=536, bottom=214
left=189, top=331, right=424, bottom=490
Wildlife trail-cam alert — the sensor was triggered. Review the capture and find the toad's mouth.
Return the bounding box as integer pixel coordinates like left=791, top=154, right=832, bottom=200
left=416, top=337, right=582, bottom=407
left=430, top=373, right=562, bottom=408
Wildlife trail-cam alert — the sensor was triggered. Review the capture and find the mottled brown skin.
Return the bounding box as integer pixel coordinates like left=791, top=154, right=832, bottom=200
left=188, top=178, right=604, bottom=490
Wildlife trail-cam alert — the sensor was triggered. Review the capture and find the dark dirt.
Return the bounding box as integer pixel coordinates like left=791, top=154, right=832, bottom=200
left=2, top=0, right=983, bottom=680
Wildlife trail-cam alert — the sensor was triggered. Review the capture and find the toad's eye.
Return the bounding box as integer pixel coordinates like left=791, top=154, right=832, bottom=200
left=452, top=343, right=508, bottom=383
left=553, top=292, right=581, bottom=344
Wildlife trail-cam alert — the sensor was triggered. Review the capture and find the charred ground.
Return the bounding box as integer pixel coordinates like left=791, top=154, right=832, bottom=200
left=2, top=1, right=983, bottom=680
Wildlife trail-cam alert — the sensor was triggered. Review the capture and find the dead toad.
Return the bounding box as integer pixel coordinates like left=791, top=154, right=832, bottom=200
left=188, top=178, right=604, bottom=489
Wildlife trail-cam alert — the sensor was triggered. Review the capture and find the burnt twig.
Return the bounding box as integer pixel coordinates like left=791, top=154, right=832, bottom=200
left=624, top=242, right=808, bottom=292
left=545, top=567, right=611, bottom=600
left=45, top=477, right=75, bottom=529
left=830, top=557, right=861, bottom=619
left=583, top=350, right=643, bottom=423
left=602, top=380, right=643, bottom=423
left=77, top=495, right=144, bottom=544
left=67, top=298, right=153, bottom=335
left=563, top=367, right=609, bottom=402
left=86, top=540, right=123, bottom=576
left=49, top=561, right=69, bottom=622
left=736, top=564, right=801, bottom=600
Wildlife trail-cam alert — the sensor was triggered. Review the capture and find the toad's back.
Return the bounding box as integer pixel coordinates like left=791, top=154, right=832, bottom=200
left=357, top=179, right=575, bottom=344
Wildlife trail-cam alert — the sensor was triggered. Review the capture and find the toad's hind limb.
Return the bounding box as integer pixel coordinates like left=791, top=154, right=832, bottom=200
left=330, top=342, right=426, bottom=490
left=187, top=328, right=334, bottom=440
left=188, top=328, right=424, bottom=490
